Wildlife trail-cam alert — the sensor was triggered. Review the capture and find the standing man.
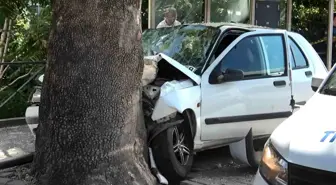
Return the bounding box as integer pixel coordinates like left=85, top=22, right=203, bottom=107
left=156, top=7, right=181, bottom=28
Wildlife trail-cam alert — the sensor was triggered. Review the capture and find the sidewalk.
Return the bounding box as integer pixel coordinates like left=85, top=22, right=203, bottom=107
left=0, top=124, right=34, bottom=162
left=0, top=123, right=34, bottom=185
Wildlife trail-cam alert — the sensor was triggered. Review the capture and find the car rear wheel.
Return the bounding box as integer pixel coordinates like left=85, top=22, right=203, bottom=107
left=151, top=118, right=194, bottom=184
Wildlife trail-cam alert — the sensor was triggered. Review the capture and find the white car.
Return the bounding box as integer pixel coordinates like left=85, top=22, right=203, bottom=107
left=253, top=63, right=335, bottom=185
left=26, top=23, right=328, bottom=184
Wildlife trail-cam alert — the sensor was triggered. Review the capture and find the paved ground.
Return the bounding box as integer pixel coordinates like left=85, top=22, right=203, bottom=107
left=184, top=147, right=256, bottom=185
left=0, top=123, right=35, bottom=185
left=0, top=125, right=35, bottom=161
left=0, top=124, right=256, bottom=185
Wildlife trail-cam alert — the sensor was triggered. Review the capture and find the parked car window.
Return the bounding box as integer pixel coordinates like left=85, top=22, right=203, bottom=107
left=212, top=36, right=267, bottom=79
left=289, top=38, right=309, bottom=69
left=259, top=35, right=286, bottom=76
left=289, top=48, right=296, bottom=69
left=209, top=35, right=287, bottom=84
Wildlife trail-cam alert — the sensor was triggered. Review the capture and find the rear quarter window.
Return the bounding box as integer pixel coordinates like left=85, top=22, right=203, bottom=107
left=288, top=32, right=328, bottom=74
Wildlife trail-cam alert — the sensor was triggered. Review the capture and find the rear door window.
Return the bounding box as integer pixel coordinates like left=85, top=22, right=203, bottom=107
left=289, top=38, right=309, bottom=69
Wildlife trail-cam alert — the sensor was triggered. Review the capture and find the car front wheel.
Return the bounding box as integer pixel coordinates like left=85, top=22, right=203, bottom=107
left=151, top=119, right=194, bottom=184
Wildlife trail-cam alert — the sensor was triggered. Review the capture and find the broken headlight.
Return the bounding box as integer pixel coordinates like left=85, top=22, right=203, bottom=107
left=259, top=140, right=288, bottom=185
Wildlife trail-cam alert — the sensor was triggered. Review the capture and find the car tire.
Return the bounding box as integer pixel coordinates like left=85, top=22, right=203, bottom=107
left=151, top=117, right=194, bottom=184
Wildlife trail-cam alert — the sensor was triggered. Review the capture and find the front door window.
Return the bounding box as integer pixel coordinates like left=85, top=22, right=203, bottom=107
left=209, top=34, right=286, bottom=84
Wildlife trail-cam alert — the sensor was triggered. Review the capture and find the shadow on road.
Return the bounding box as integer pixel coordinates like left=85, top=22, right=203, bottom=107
left=186, top=147, right=257, bottom=185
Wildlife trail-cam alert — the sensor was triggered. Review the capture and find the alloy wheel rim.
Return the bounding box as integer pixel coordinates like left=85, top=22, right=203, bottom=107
left=172, top=126, right=190, bottom=165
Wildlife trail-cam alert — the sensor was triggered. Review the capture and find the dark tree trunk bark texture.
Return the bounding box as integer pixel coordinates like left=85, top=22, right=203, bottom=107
left=32, top=0, right=156, bottom=184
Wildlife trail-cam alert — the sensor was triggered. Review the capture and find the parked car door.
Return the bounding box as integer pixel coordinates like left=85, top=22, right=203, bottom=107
left=288, top=34, right=318, bottom=105
left=200, top=31, right=292, bottom=141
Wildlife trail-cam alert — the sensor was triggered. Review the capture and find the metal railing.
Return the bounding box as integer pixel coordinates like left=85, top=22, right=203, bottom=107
left=0, top=61, right=46, bottom=119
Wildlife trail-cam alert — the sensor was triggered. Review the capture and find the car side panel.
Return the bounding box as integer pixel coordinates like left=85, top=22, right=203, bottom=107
left=200, top=30, right=292, bottom=141
left=288, top=32, right=328, bottom=105
left=150, top=84, right=204, bottom=150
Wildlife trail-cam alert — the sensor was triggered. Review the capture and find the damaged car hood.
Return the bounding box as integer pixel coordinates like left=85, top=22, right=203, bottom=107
left=157, top=53, right=201, bottom=85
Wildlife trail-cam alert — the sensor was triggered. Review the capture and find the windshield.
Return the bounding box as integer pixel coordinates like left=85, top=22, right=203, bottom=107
left=319, top=68, right=336, bottom=96
left=142, top=25, right=220, bottom=75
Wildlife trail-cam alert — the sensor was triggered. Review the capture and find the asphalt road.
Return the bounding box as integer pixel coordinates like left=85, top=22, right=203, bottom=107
left=184, top=147, right=256, bottom=185
left=0, top=124, right=256, bottom=185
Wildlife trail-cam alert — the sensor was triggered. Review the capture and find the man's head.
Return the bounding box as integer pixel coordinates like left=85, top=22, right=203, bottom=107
left=333, top=12, right=336, bottom=27
left=164, top=7, right=177, bottom=25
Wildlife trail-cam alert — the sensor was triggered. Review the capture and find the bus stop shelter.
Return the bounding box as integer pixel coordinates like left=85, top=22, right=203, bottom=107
left=147, top=0, right=335, bottom=70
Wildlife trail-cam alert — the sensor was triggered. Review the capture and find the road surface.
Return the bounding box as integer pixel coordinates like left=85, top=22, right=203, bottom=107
left=184, top=147, right=256, bottom=185
left=0, top=123, right=257, bottom=185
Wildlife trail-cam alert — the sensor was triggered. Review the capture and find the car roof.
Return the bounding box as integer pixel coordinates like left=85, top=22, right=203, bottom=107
left=186, top=22, right=282, bottom=32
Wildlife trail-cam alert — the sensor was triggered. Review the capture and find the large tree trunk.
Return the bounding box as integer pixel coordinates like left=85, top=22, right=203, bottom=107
left=32, top=0, right=156, bottom=184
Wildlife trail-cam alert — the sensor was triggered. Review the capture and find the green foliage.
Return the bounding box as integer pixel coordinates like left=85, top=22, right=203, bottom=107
left=142, top=0, right=149, bottom=29
left=0, top=2, right=50, bottom=119
left=0, top=0, right=26, bottom=18
left=0, top=84, right=33, bottom=118
left=7, top=5, right=51, bottom=61
left=0, top=0, right=49, bottom=18
left=291, top=0, right=330, bottom=42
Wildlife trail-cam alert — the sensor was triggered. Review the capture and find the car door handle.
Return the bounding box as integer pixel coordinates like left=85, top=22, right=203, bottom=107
left=305, top=71, right=312, bottom=77
left=273, top=80, right=286, bottom=87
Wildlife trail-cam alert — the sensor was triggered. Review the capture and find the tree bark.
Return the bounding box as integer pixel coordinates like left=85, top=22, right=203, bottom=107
left=32, top=0, right=157, bottom=185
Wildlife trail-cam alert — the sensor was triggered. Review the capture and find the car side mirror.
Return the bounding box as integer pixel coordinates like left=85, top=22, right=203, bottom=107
left=311, top=76, right=325, bottom=92
left=220, top=68, right=244, bottom=82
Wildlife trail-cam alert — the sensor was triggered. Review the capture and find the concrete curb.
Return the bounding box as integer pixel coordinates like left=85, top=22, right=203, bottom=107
left=0, top=153, right=34, bottom=170
left=0, top=117, right=26, bottom=129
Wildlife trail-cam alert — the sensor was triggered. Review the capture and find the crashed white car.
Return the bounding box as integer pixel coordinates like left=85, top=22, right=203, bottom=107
left=25, top=23, right=328, bottom=184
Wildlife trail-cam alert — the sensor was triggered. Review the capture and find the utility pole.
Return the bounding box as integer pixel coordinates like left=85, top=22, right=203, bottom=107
left=327, top=0, right=334, bottom=70
left=286, top=0, right=292, bottom=31
left=148, top=0, right=156, bottom=29
left=250, top=0, right=256, bottom=25
left=204, top=0, right=211, bottom=23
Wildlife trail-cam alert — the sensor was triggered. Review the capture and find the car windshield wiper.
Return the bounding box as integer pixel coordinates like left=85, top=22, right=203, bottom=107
left=322, top=87, right=336, bottom=96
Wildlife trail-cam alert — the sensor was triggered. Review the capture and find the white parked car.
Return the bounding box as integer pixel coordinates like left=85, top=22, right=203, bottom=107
left=253, top=63, right=335, bottom=185
left=25, top=23, right=328, bottom=184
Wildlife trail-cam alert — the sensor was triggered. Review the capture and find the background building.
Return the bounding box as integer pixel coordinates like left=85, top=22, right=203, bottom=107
left=143, top=0, right=283, bottom=29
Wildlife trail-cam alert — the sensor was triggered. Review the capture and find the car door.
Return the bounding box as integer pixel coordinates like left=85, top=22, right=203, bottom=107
left=288, top=36, right=315, bottom=106
left=200, top=31, right=292, bottom=141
